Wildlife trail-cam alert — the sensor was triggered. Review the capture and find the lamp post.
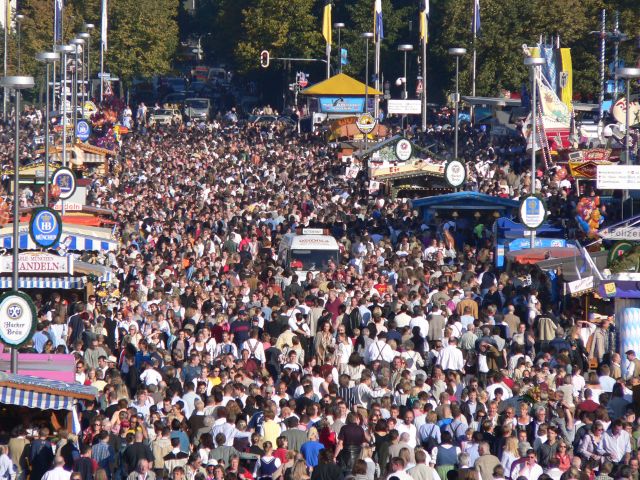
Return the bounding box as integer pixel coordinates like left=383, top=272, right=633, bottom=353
left=398, top=44, right=413, bottom=136
left=334, top=23, right=345, bottom=73
left=0, top=75, right=34, bottom=374
left=15, top=15, right=24, bottom=74
left=83, top=24, right=94, bottom=102
left=36, top=52, right=59, bottom=207
left=78, top=32, right=90, bottom=116
left=448, top=47, right=466, bottom=161
left=70, top=38, right=84, bottom=136
left=54, top=45, right=74, bottom=169
left=616, top=67, right=640, bottom=218
left=362, top=32, right=374, bottom=149
left=525, top=55, right=546, bottom=248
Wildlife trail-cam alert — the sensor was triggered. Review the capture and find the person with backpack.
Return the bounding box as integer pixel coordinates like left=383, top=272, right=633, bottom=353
left=242, top=328, right=266, bottom=368
left=419, top=412, right=441, bottom=453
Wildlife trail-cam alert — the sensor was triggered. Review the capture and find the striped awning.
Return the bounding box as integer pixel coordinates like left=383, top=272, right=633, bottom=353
left=0, top=372, right=97, bottom=411
left=0, top=276, right=88, bottom=289
left=0, top=232, right=119, bottom=251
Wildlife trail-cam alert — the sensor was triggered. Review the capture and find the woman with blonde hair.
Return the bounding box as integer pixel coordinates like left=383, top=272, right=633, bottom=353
left=500, top=436, right=519, bottom=477
left=290, top=458, right=310, bottom=480
left=359, top=445, right=378, bottom=480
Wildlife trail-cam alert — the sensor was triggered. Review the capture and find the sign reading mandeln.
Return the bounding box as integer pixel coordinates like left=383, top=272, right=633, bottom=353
left=0, top=253, right=74, bottom=274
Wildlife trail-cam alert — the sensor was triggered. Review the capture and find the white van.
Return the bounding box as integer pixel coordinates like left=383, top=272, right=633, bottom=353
left=278, top=229, right=340, bottom=276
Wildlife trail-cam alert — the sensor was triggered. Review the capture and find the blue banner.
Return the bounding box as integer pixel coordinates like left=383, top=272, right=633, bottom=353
left=54, top=0, right=63, bottom=43
left=319, top=97, right=365, bottom=114
left=340, top=48, right=348, bottom=66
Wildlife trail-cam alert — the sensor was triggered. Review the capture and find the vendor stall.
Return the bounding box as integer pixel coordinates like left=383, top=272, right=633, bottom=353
left=0, top=372, right=97, bottom=433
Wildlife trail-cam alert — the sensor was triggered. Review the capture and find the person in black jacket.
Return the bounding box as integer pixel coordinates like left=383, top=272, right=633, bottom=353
left=310, top=448, right=343, bottom=480
left=29, top=428, right=55, bottom=480
left=122, top=431, right=154, bottom=475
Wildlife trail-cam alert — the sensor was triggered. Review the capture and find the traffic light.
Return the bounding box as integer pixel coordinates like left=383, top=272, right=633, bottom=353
left=260, top=50, right=270, bottom=68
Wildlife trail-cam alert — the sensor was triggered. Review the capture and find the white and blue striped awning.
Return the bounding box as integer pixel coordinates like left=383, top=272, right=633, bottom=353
left=0, top=276, right=88, bottom=289
left=0, top=372, right=97, bottom=411
left=0, top=232, right=119, bottom=252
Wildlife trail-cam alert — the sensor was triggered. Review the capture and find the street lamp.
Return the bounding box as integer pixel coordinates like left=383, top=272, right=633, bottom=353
left=616, top=66, right=640, bottom=217
left=36, top=52, right=59, bottom=207
left=0, top=75, right=34, bottom=374
left=15, top=15, right=24, bottom=74
left=524, top=55, right=546, bottom=247
left=334, top=23, right=345, bottom=73
left=448, top=47, right=466, bottom=161
left=398, top=44, right=413, bottom=136
left=362, top=32, right=374, bottom=148
left=54, top=44, right=74, bottom=172
left=83, top=24, right=94, bottom=99
left=70, top=38, right=84, bottom=135
left=78, top=32, right=90, bottom=115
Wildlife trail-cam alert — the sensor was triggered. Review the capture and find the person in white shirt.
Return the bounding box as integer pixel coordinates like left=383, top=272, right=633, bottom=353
left=437, top=337, right=464, bottom=372
left=353, top=373, right=387, bottom=409
left=41, top=456, right=71, bottom=480
left=510, top=449, right=543, bottom=480
left=409, top=312, right=429, bottom=339
left=395, top=411, right=418, bottom=448
left=365, top=332, right=395, bottom=365
left=241, top=329, right=266, bottom=364
left=139, top=361, right=163, bottom=386
left=603, top=419, right=631, bottom=463
left=0, top=445, right=14, bottom=480
left=395, top=305, right=412, bottom=329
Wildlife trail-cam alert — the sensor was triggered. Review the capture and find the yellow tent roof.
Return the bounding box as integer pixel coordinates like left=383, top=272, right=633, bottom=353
left=301, top=73, right=383, bottom=96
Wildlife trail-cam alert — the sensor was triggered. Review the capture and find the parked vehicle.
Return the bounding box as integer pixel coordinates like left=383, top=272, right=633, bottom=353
left=183, top=98, right=210, bottom=121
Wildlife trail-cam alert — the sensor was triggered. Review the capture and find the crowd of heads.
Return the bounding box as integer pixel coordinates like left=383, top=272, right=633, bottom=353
left=0, top=107, right=632, bottom=480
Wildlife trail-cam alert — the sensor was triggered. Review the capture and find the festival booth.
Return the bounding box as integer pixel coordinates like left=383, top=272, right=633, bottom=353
left=412, top=192, right=519, bottom=219
left=493, top=217, right=565, bottom=267
left=300, top=73, right=384, bottom=136
left=356, top=136, right=450, bottom=198
left=0, top=372, right=96, bottom=433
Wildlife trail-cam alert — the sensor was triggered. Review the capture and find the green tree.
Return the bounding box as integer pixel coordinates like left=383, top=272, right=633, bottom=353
left=106, top=0, right=179, bottom=83
left=234, top=0, right=323, bottom=73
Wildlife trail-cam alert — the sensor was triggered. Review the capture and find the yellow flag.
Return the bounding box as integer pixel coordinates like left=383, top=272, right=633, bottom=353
left=419, top=0, right=428, bottom=44
left=322, top=0, right=332, bottom=45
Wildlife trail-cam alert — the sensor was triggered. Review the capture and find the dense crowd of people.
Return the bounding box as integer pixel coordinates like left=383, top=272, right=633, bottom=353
left=0, top=105, right=630, bottom=480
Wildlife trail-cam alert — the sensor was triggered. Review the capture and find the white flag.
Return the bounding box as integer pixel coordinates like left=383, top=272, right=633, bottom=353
left=101, top=0, right=108, bottom=51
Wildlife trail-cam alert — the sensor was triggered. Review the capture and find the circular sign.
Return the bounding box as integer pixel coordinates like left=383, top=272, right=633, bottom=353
left=76, top=119, right=91, bottom=141
left=519, top=194, right=548, bottom=230
left=29, top=207, right=62, bottom=249
left=444, top=160, right=467, bottom=188
left=395, top=138, right=413, bottom=161
left=52, top=167, right=77, bottom=200
left=0, top=291, right=37, bottom=348
left=356, top=113, right=377, bottom=135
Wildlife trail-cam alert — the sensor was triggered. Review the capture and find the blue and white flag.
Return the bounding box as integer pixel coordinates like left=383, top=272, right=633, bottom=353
left=473, top=0, right=481, bottom=36
left=374, top=0, right=384, bottom=40
left=54, top=0, right=63, bottom=43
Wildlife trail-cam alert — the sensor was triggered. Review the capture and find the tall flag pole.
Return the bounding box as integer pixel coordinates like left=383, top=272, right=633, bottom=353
left=471, top=0, right=480, bottom=121
left=322, top=0, right=331, bottom=79
left=2, top=0, right=9, bottom=118
left=100, top=0, right=107, bottom=100
left=374, top=0, right=383, bottom=117
left=419, top=0, right=429, bottom=131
